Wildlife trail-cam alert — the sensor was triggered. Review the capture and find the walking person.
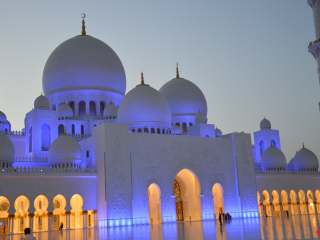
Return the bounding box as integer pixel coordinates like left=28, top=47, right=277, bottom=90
left=219, top=213, right=222, bottom=225
left=59, top=222, right=63, bottom=230
left=2, top=224, right=5, bottom=234
left=22, top=228, right=36, bottom=240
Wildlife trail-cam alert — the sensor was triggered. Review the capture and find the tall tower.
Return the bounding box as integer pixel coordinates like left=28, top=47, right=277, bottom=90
left=308, top=0, right=320, bottom=110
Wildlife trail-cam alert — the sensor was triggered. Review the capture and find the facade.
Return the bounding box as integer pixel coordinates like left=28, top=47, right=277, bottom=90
left=0, top=7, right=320, bottom=233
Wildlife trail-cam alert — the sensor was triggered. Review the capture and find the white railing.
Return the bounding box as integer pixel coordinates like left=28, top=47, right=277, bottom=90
left=15, top=156, right=48, bottom=162
left=1, top=130, right=25, bottom=136
left=58, top=133, right=92, bottom=138
left=0, top=166, right=96, bottom=174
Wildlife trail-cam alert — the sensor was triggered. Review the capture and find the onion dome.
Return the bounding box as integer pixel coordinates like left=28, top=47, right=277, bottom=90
left=195, top=110, right=207, bottom=124
left=159, top=65, right=207, bottom=118
left=103, top=103, right=118, bottom=118
left=0, top=111, right=7, bottom=123
left=260, top=117, right=271, bottom=130
left=48, top=135, right=83, bottom=164
left=42, top=35, right=126, bottom=97
left=260, top=145, right=287, bottom=169
left=57, top=103, right=73, bottom=118
left=118, top=73, right=171, bottom=128
left=293, top=144, right=319, bottom=170
left=171, top=125, right=183, bottom=135
left=34, top=94, right=50, bottom=110
left=0, top=132, right=15, bottom=162
left=215, top=127, right=222, bottom=137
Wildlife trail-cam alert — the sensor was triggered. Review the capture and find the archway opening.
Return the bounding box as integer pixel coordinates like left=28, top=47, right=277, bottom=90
left=53, top=194, right=67, bottom=230
left=79, top=101, right=86, bottom=116
left=174, top=169, right=202, bottom=222
left=212, top=183, right=224, bottom=219
left=298, top=190, right=307, bottom=214
left=281, top=190, right=289, bottom=215
left=271, top=190, right=280, bottom=215
left=14, top=196, right=30, bottom=233
left=262, top=190, right=271, bottom=216
left=307, top=190, right=315, bottom=214
left=34, top=195, right=48, bottom=231
left=290, top=190, right=298, bottom=215
left=70, top=194, right=83, bottom=229
left=0, top=197, right=9, bottom=234
left=58, top=124, right=64, bottom=135
left=148, top=184, right=162, bottom=224
left=89, top=101, right=96, bottom=115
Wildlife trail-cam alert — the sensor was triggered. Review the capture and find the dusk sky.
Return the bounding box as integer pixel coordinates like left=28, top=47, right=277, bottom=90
left=0, top=1, right=318, bottom=162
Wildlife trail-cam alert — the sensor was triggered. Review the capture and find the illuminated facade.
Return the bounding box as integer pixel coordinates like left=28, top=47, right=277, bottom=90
left=0, top=11, right=320, bottom=234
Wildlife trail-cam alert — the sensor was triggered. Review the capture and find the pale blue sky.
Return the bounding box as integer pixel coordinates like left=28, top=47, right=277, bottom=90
left=0, top=1, right=318, bottom=161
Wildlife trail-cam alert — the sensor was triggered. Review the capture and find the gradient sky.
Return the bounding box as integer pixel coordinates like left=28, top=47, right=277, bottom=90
left=0, top=1, right=319, bottom=162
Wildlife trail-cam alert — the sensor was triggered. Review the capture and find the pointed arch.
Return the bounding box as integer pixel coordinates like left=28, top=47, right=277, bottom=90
left=34, top=195, right=49, bottom=231
left=53, top=194, right=67, bottom=230
left=70, top=194, right=83, bottom=229
left=212, top=183, right=224, bottom=219
left=148, top=183, right=162, bottom=224
left=41, top=124, right=50, bottom=151
left=14, top=196, right=30, bottom=233
left=290, top=190, right=298, bottom=215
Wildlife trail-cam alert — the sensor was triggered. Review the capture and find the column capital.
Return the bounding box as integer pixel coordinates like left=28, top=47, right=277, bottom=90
left=28, top=213, right=35, bottom=218
left=65, top=211, right=71, bottom=215
left=8, top=214, right=15, bottom=219
left=82, top=210, right=88, bottom=214
left=47, top=212, right=53, bottom=217
left=93, top=210, right=97, bottom=214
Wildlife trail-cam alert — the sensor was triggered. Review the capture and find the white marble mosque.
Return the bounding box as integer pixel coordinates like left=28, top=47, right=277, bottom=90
left=1, top=1, right=320, bottom=237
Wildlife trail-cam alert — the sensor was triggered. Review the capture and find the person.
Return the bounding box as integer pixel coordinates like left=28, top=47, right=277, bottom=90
left=59, top=222, right=63, bottom=230
left=22, top=228, right=36, bottom=240
left=219, top=213, right=222, bottom=225
left=2, top=224, right=5, bottom=234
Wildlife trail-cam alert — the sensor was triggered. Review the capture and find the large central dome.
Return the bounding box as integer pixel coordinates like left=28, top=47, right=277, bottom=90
left=42, top=35, right=126, bottom=96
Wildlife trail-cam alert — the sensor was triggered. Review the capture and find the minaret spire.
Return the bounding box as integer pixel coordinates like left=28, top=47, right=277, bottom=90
left=81, top=13, right=86, bottom=35
left=176, top=62, right=180, bottom=78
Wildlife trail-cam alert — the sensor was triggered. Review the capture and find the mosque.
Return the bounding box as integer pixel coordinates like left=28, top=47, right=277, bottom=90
left=0, top=4, right=320, bottom=234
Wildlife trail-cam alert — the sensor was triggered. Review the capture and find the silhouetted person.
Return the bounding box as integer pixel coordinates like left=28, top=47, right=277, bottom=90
left=22, top=228, right=36, bottom=240
left=219, top=213, right=222, bottom=225
left=59, top=222, right=63, bottom=230
left=2, top=224, right=5, bottom=234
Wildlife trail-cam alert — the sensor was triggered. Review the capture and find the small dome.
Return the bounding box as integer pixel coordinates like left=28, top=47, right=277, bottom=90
left=171, top=125, right=182, bottom=135
left=118, top=82, right=171, bottom=126
left=34, top=94, right=50, bottom=110
left=0, top=111, right=7, bottom=123
left=215, top=127, right=222, bottom=137
left=195, top=111, right=207, bottom=124
left=6, top=120, right=11, bottom=127
left=286, top=156, right=295, bottom=170
left=159, top=77, right=207, bottom=117
left=48, top=135, right=83, bottom=163
left=57, top=103, right=73, bottom=118
left=0, top=132, right=15, bottom=162
left=260, top=118, right=271, bottom=130
left=293, top=146, right=319, bottom=169
left=103, top=103, right=118, bottom=117
left=261, top=146, right=287, bottom=168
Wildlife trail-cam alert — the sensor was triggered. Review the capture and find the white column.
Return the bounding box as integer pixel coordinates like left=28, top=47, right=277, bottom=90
left=28, top=214, right=34, bottom=232
left=66, top=212, right=71, bottom=229
left=48, top=213, right=53, bottom=230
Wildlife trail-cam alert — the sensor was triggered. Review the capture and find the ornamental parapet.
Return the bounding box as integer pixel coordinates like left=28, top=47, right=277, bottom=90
left=0, top=166, right=97, bottom=175
left=255, top=170, right=320, bottom=175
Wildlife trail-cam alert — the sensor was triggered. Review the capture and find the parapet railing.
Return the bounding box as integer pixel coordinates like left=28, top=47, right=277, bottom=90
left=0, top=166, right=97, bottom=174
left=1, top=130, right=25, bottom=136
left=15, top=156, right=48, bottom=162
left=255, top=170, right=320, bottom=175
left=58, top=133, right=92, bottom=138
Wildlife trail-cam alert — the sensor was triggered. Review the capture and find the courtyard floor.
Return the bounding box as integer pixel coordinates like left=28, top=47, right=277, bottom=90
left=0, top=214, right=320, bottom=239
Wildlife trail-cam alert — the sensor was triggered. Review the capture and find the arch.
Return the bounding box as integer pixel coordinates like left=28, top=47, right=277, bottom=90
left=259, top=141, right=264, bottom=157
left=271, top=190, right=280, bottom=215
left=0, top=197, right=9, bottom=234
left=307, top=190, right=315, bottom=214
left=174, top=169, right=202, bottom=221
left=281, top=190, right=289, bottom=215
left=69, top=101, right=75, bottom=116
left=81, top=125, right=84, bottom=135
left=70, top=194, right=83, bottom=229
left=51, top=104, right=56, bottom=111
left=138, top=128, right=142, bottom=133
left=157, top=128, right=160, bottom=134
left=175, top=123, right=180, bottom=127
left=41, top=124, right=50, bottom=151
left=29, top=127, right=32, bottom=153
left=298, top=190, right=307, bottom=214
left=131, top=129, right=136, bottom=133
left=212, top=183, right=224, bottom=219
left=148, top=184, right=162, bottom=224
left=144, top=128, right=149, bottom=133
left=262, top=190, right=271, bottom=216
left=14, top=196, right=30, bottom=233
left=79, top=101, right=86, bottom=116
left=100, top=101, right=105, bottom=116
left=290, top=190, right=298, bottom=215
left=271, top=140, right=276, bottom=147
left=182, top=123, right=187, bottom=132
left=34, top=195, right=49, bottom=231
left=53, top=194, right=67, bottom=230
left=58, top=124, right=64, bottom=135
left=89, top=101, right=96, bottom=115
left=162, top=129, right=165, bottom=134
left=151, top=128, right=155, bottom=134
left=189, top=123, right=193, bottom=127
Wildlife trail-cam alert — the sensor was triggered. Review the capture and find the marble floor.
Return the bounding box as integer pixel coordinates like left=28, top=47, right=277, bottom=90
left=1, top=214, right=320, bottom=239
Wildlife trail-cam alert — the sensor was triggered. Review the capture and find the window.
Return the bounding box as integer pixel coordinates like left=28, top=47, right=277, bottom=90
left=52, top=104, right=56, bottom=111
left=157, top=128, right=160, bottom=134
left=81, top=125, right=84, bottom=135
left=58, top=124, right=64, bottom=135
left=89, top=101, right=96, bottom=115
left=72, top=124, right=75, bottom=135
left=79, top=101, right=86, bottom=115
left=182, top=123, right=187, bottom=132
left=100, top=102, right=105, bottom=116
left=138, top=128, right=142, bottom=133
left=69, top=101, right=75, bottom=116
left=175, top=123, right=180, bottom=127
left=144, top=128, right=149, bottom=133
left=87, top=151, right=89, bottom=158
left=162, top=129, right=165, bottom=134
left=151, top=128, right=155, bottom=134
left=260, top=141, right=265, bottom=156
left=41, top=124, right=50, bottom=151
left=29, top=127, right=32, bottom=153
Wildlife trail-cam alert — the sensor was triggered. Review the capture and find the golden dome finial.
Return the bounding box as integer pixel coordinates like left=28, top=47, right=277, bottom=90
left=136, top=71, right=150, bottom=87
left=176, top=62, right=180, bottom=78
left=81, top=13, right=86, bottom=35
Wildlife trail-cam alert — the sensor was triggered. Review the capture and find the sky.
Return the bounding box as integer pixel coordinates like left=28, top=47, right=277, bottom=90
left=0, top=1, right=319, bottom=162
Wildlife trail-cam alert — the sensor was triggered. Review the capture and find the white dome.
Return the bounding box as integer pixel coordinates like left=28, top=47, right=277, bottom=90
left=261, top=146, right=287, bottom=168
left=6, top=120, right=11, bottom=127
left=159, top=78, right=207, bottom=117
left=42, top=36, right=126, bottom=96
left=260, top=118, right=271, bottom=130
left=118, top=85, right=171, bottom=125
left=57, top=104, right=73, bottom=118
left=0, top=111, right=7, bottom=123
left=34, top=94, right=50, bottom=110
left=48, top=135, right=83, bottom=163
left=103, top=103, right=118, bottom=117
left=293, top=147, right=319, bottom=169
left=195, top=111, right=207, bottom=124
left=171, top=125, right=182, bottom=135
left=215, top=127, right=222, bottom=137
left=0, top=132, right=15, bottom=162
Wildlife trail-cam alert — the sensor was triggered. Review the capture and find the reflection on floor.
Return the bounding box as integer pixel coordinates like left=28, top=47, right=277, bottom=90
left=1, top=214, right=320, bottom=239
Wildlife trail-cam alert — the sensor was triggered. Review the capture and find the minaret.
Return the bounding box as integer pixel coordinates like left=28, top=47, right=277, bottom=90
left=308, top=0, right=320, bottom=111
